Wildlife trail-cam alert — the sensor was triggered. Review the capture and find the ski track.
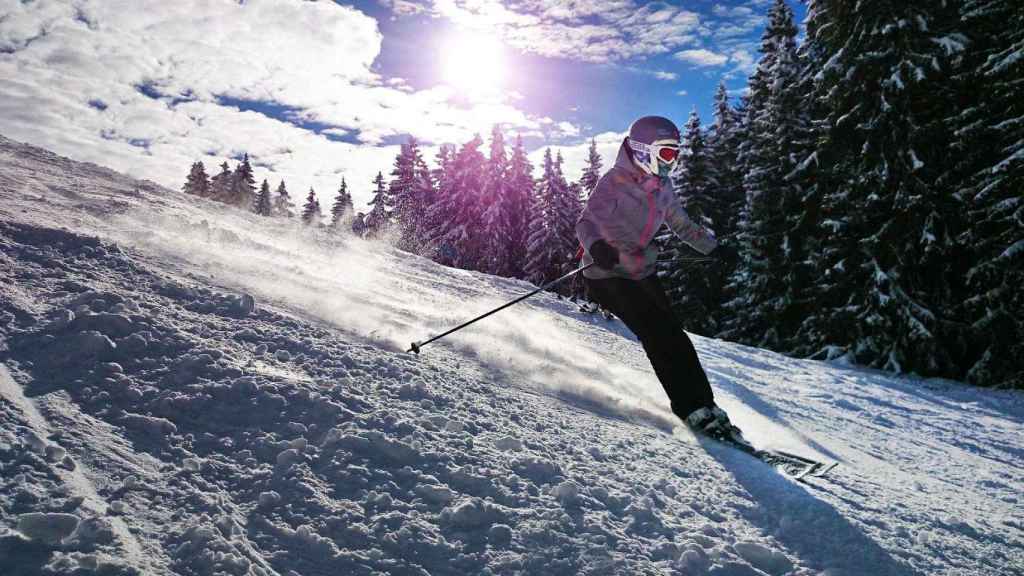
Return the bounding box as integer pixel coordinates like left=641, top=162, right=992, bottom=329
left=1, top=134, right=1023, bottom=575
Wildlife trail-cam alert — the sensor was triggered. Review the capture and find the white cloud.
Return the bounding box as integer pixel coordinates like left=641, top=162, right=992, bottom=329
left=674, top=48, right=729, bottom=67
left=623, top=66, right=679, bottom=81
left=712, top=4, right=754, bottom=18
left=557, top=121, right=580, bottom=138
left=0, top=0, right=569, bottom=211
left=676, top=89, right=689, bottom=96
left=728, top=48, right=758, bottom=75
left=394, top=0, right=703, bottom=63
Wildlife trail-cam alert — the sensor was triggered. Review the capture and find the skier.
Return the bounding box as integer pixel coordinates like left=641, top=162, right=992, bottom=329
left=575, top=115, right=741, bottom=442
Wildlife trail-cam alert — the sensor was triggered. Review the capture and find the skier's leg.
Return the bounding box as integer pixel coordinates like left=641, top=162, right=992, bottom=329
left=583, top=276, right=715, bottom=419
left=632, top=275, right=715, bottom=418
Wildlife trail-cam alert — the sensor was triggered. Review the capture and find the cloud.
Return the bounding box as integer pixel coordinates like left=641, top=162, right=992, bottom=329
left=0, top=0, right=566, bottom=211
left=676, top=89, right=689, bottom=96
left=712, top=4, right=754, bottom=18
left=623, top=66, right=679, bottom=81
left=392, top=0, right=703, bottom=63
left=728, top=48, right=759, bottom=75
left=674, top=48, right=729, bottom=67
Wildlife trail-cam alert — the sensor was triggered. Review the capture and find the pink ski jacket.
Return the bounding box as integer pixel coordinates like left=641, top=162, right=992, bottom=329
left=576, top=140, right=717, bottom=280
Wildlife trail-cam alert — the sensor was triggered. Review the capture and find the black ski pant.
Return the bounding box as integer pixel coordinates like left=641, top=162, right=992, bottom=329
left=584, top=273, right=714, bottom=420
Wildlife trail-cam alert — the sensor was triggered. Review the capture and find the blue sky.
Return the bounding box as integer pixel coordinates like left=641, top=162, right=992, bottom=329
left=0, top=0, right=802, bottom=210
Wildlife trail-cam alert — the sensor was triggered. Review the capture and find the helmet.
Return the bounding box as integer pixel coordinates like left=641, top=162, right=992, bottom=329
left=627, top=116, right=681, bottom=178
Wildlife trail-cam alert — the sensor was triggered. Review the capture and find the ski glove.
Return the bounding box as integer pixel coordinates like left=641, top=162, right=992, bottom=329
left=589, top=239, right=620, bottom=270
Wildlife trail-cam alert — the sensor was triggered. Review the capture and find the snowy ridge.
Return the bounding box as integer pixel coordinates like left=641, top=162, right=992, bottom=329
left=1, top=134, right=1022, bottom=575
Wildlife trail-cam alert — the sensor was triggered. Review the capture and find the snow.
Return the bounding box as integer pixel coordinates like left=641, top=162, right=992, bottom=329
left=931, top=34, right=968, bottom=56
left=987, top=46, right=1023, bottom=75
left=910, top=149, right=925, bottom=171
left=999, top=239, right=1024, bottom=260
left=1, top=134, right=1023, bottom=575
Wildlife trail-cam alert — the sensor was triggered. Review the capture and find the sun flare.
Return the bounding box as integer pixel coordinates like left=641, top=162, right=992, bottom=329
left=441, top=31, right=505, bottom=96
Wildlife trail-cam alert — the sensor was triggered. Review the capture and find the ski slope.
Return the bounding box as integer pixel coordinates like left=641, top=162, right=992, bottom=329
left=0, top=134, right=1021, bottom=575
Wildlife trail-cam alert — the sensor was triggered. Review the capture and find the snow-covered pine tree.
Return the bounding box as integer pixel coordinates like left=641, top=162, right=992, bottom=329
left=227, top=154, right=257, bottom=208
left=480, top=126, right=512, bottom=276
left=782, top=3, right=838, bottom=359
left=388, top=138, right=433, bottom=253
left=364, top=171, right=390, bottom=237
left=505, top=135, right=534, bottom=279
left=273, top=180, right=294, bottom=218
left=708, top=81, right=745, bottom=242
left=662, top=109, right=719, bottom=335
left=705, top=81, right=747, bottom=333
left=410, top=151, right=436, bottom=250
left=183, top=161, right=210, bottom=197
left=253, top=179, right=272, bottom=216
left=950, top=0, right=1024, bottom=388
left=330, top=177, right=353, bottom=229
left=802, top=0, right=967, bottom=377
left=209, top=162, right=233, bottom=203
left=525, top=149, right=563, bottom=287
left=723, top=0, right=802, bottom=348
left=579, top=138, right=602, bottom=201
left=301, top=187, right=321, bottom=225
left=425, top=144, right=456, bottom=264
left=427, top=136, right=486, bottom=270
left=551, top=151, right=582, bottom=286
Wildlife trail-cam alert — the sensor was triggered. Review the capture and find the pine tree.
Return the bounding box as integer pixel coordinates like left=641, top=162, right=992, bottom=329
left=723, top=0, right=805, bottom=348
left=663, top=109, right=720, bottom=335
left=706, top=81, right=747, bottom=334
left=425, top=144, right=457, bottom=263
left=330, top=177, right=354, bottom=229
left=209, top=162, right=233, bottom=203
left=426, top=135, right=487, bottom=269
left=579, top=138, right=603, bottom=201
left=800, top=0, right=967, bottom=376
left=388, top=138, right=433, bottom=252
left=273, top=180, right=294, bottom=218
left=227, top=154, right=257, bottom=208
left=950, top=0, right=1024, bottom=388
left=253, top=179, right=272, bottom=216
left=480, top=126, right=511, bottom=276
left=301, top=187, right=321, bottom=225
left=365, top=172, right=390, bottom=237
left=183, top=161, right=210, bottom=197
left=708, top=81, right=745, bottom=241
left=525, top=149, right=564, bottom=286
left=551, top=151, right=582, bottom=279
left=505, top=135, right=534, bottom=279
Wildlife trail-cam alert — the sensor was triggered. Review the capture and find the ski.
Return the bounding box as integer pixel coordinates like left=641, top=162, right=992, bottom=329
left=711, top=435, right=838, bottom=480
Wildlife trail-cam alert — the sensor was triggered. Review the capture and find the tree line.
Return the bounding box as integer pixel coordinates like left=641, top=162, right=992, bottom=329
left=180, top=130, right=598, bottom=291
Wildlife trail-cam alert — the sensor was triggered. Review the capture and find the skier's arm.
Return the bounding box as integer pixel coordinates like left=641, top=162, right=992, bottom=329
left=576, top=177, right=642, bottom=255
left=664, top=193, right=717, bottom=255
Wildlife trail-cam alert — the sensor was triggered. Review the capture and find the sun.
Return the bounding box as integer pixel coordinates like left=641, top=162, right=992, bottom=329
left=441, top=31, right=505, bottom=96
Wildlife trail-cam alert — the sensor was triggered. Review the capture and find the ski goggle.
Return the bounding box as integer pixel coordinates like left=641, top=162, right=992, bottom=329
left=629, top=138, right=681, bottom=165
left=657, top=145, right=679, bottom=163
left=629, top=137, right=681, bottom=178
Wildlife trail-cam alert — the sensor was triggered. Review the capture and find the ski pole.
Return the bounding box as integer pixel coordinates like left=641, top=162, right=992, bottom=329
left=408, top=263, right=594, bottom=354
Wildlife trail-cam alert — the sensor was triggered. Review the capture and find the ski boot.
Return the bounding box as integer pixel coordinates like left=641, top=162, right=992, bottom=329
left=684, top=405, right=752, bottom=450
